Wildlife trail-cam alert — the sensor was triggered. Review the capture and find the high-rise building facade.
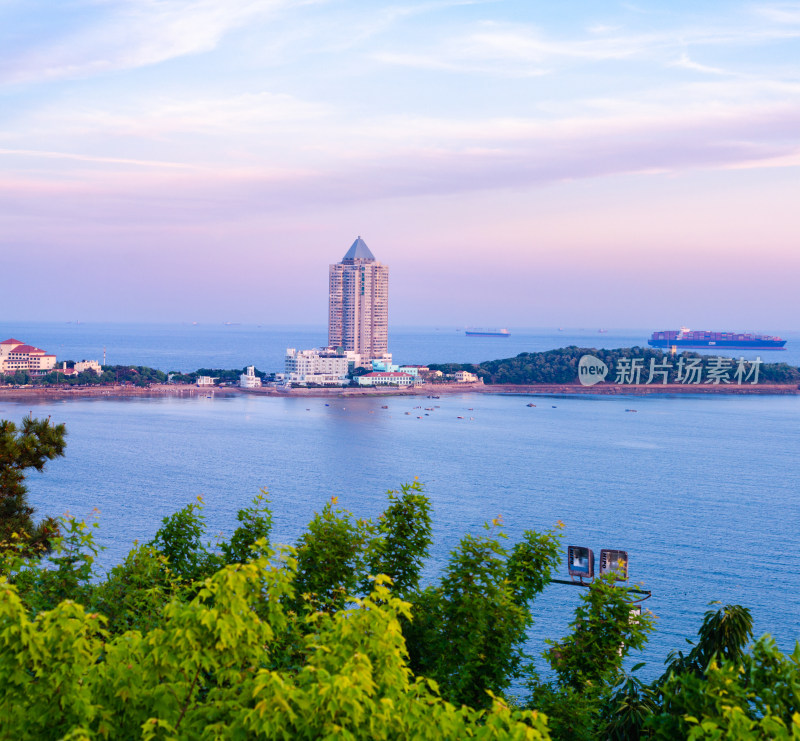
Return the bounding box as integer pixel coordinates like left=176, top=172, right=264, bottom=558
left=328, top=237, right=389, bottom=362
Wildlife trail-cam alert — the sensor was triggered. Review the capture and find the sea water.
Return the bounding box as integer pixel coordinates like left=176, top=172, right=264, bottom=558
left=3, top=321, right=799, bottom=372
left=1, top=322, right=798, bottom=682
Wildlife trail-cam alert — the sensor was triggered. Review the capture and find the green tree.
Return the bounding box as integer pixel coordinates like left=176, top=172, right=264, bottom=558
left=649, top=636, right=800, bottom=740
left=0, top=416, right=66, bottom=556
left=3, top=515, right=100, bottom=616
left=90, top=544, right=180, bottom=635
left=366, top=480, right=432, bottom=597
left=0, top=555, right=553, bottom=740
left=147, top=493, right=274, bottom=585
left=406, top=520, right=563, bottom=708
left=292, top=496, right=375, bottom=614
left=659, top=602, right=754, bottom=681
left=547, top=574, right=655, bottom=689
left=528, top=574, right=656, bottom=741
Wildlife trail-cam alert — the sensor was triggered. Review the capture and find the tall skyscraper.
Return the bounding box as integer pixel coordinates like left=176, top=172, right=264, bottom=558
left=328, top=237, right=389, bottom=362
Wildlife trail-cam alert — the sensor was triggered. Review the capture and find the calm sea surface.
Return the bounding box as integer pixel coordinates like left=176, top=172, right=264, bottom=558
left=1, top=322, right=799, bottom=681
left=3, top=321, right=800, bottom=372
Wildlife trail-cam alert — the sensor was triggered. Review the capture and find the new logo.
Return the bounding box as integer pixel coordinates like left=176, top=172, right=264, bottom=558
left=578, top=355, right=608, bottom=386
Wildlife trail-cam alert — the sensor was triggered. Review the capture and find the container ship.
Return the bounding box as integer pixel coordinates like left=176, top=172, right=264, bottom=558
left=648, top=327, right=786, bottom=350
left=465, top=328, right=510, bottom=337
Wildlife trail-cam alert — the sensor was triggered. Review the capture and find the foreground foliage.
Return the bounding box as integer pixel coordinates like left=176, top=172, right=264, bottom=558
left=1, top=561, right=550, bottom=740
left=0, top=416, right=66, bottom=555
left=3, top=488, right=796, bottom=741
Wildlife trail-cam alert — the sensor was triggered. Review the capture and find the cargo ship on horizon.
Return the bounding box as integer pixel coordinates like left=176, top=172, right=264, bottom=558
left=465, top=327, right=510, bottom=337
left=648, top=327, right=786, bottom=350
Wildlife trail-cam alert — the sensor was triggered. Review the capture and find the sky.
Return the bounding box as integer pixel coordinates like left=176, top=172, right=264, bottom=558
left=2, top=0, right=799, bottom=328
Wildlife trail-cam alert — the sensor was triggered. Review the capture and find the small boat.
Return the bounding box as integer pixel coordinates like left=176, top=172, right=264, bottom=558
left=381, top=405, right=388, bottom=409
left=552, top=406, right=557, bottom=408
left=527, top=403, right=536, bottom=407
left=625, top=409, right=638, bottom=413
left=457, top=416, right=464, bottom=419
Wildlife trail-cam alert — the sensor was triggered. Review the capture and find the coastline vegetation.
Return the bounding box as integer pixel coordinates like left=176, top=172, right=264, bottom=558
left=0, top=366, right=269, bottom=388
left=2, top=349, right=798, bottom=390
left=2, top=416, right=799, bottom=739
left=429, top=346, right=800, bottom=385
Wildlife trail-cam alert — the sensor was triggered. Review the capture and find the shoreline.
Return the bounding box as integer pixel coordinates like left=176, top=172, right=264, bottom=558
left=1, top=381, right=797, bottom=402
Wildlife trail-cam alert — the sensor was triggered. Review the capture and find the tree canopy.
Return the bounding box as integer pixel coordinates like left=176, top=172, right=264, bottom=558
left=0, top=416, right=66, bottom=556
left=430, top=346, right=800, bottom=385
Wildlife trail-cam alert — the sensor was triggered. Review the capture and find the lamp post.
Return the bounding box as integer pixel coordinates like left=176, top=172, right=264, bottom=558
left=552, top=545, right=651, bottom=603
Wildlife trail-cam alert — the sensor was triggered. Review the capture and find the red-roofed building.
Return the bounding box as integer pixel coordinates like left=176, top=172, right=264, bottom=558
left=0, top=338, right=57, bottom=374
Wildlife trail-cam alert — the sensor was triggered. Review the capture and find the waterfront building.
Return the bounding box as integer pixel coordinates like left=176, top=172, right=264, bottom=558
left=196, top=376, right=215, bottom=387
left=371, top=358, right=422, bottom=378
left=357, top=371, right=415, bottom=387
left=75, top=360, right=102, bottom=375
left=0, top=338, right=57, bottom=374
left=282, top=347, right=353, bottom=386
left=328, top=237, right=389, bottom=364
left=454, top=370, right=480, bottom=383
left=239, top=366, right=262, bottom=389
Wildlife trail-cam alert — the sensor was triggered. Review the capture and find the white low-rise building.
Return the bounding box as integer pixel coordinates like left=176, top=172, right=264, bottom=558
left=454, top=370, right=480, bottom=383
left=75, top=360, right=102, bottom=375
left=284, top=347, right=352, bottom=386
left=196, top=376, right=215, bottom=386
left=358, top=371, right=415, bottom=387
left=239, top=366, right=262, bottom=388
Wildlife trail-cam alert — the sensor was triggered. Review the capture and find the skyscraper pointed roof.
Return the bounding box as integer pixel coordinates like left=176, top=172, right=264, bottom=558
left=342, top=236, right=375, bottom=262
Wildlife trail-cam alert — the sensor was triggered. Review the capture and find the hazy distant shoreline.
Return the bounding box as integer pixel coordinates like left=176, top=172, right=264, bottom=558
left=1, top=381, right=797, bottom=402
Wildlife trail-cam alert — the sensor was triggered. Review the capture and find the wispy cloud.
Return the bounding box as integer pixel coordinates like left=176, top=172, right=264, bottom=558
left=23, top=92, right=332, bottom=140
left=669, top=52, right=728, bottom=76
left=373, top=21, right=662, bottom=75
left=1, top=0, right=295, bottom=84
left=753, top=3, right=800, bottom=24
left=4, top=101, right=798, bottom=226
left=373, top=13, right=800, bottom=76
left=0, top=148, right=203, bottom=170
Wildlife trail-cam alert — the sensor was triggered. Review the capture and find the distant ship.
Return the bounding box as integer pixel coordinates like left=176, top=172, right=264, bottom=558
left=465, top=328, right=510, bottom=337
left=648, top=327, right=786, bottom=350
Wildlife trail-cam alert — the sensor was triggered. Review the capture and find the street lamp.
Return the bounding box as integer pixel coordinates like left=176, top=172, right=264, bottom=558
left=567, top=545, right=594, bottom=580
left=599, top=549, right=628, bottom=580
